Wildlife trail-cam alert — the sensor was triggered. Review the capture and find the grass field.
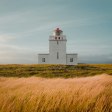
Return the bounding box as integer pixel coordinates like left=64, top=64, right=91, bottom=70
left=0, top=64, right=112, bottom=112
left=0, top=74, right=112, bottom=112
left=0, top=64, right=112, bottom=78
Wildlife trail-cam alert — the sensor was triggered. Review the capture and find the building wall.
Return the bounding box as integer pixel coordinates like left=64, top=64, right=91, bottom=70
left=66, top=54, right=78, bottom=65
left=38, top=29, right=78, bottom=65
left=38, top=54, right=49, bottom=64
left=49, top=40, right=67, bottom=64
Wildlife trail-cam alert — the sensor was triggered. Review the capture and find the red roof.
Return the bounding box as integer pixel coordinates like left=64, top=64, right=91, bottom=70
left=55, top=28, right=62, bottom=32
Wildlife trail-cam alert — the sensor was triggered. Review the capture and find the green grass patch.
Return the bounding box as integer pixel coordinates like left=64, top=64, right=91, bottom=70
left=0, top=64, right=112, bottom=78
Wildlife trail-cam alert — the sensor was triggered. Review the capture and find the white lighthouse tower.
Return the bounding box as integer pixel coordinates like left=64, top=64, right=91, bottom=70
left=38, top=28, right=78, bottom=65
left=49, top=28, right=67, bottom=64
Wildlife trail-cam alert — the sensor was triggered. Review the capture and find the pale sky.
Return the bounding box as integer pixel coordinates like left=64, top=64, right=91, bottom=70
left=0, top=0, right=112, bottom=64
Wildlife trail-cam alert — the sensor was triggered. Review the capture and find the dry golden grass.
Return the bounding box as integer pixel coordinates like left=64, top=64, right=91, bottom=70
left=0, top=74, right=112, bottom=112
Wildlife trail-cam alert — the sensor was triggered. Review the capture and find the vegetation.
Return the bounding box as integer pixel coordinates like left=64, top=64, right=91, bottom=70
left=0, top=64, right=112, bottom=111
left=0, top=75, right=111, bottom=112
left=0, top=64, right=112, bottom=78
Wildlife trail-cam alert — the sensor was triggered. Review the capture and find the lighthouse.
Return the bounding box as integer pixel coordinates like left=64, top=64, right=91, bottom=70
left=38, top=28, right=78, bottom=65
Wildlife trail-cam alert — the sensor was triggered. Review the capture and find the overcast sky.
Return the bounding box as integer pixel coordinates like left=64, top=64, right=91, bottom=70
left=0, top=0, right=112, bottom=64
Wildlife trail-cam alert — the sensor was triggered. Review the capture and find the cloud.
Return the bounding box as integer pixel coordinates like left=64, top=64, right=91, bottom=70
left=0, top=44, right=38, bottom=64
left=0, top=35, right=16, bottom=43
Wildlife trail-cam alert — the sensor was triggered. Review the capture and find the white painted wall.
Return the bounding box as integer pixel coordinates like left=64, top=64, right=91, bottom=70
left=38, top=28, right=78, bottom=65
left=49, top=39, right=67, bottom=64
left=66, top=54, right=78, bottom=65
left=38, top=54, right=49, bottom=64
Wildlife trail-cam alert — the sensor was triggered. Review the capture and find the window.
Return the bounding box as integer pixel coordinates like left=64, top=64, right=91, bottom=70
left=55, top=37, right=57, bottom=40
left=58, top=37, right=60, bottom=39
left=57, top=52, right=59, bottom=59
left=70, top=58, right=73, bottom=62
left=42, top=58, right=45, bottom=62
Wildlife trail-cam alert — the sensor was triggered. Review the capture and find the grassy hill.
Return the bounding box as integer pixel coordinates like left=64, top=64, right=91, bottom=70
left=0, top=64, right=112, bottom=78
left=0, top=75, right=112, bottom=112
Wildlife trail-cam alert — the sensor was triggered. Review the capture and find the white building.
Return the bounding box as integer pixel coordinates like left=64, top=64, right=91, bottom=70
left=38, top=28, right=78, bottom=65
